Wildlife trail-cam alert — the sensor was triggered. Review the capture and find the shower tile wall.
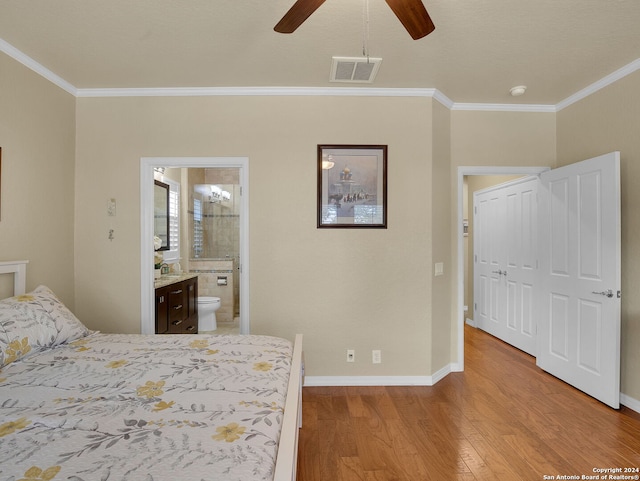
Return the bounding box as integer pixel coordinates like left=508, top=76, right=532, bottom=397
left=187, top=168, right=240, bottom=321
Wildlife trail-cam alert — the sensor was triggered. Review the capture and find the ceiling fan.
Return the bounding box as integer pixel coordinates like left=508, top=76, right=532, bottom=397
left=274, top=0, right=435, bottom=40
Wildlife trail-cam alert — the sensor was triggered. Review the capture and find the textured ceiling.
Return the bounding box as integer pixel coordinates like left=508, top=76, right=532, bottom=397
left=1, top=0, right=640, bottom=104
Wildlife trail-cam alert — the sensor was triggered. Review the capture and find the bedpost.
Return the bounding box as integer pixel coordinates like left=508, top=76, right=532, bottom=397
left=0, top=260, right=29, bottom=296
left=273, top=334, right=304, bottom=481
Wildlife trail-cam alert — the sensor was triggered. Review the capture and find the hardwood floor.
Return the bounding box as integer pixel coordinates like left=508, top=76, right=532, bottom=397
left=297, top=325, right=640, bottom=481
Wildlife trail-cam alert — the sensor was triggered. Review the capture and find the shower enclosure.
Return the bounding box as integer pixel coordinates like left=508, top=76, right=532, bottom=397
left=188, top=168, right=240, bottom=321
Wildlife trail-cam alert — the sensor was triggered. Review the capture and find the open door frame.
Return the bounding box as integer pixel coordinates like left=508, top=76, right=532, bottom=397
left=140, top=157, right=250, bottom=335
left=455, top=166, right=550, bottom=371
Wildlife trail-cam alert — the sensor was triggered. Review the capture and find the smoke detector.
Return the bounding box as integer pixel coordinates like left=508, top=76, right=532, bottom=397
left=330, top=56, right=382, bottom=83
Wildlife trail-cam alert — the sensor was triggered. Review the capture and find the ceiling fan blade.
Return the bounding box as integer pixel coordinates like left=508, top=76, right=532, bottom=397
left=274, top=0, right=327, bottom=34
left=384, top=0, right=435, bottom=40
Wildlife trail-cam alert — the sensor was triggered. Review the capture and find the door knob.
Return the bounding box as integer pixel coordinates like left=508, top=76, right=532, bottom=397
left=592, top=289, right=614, bottom=298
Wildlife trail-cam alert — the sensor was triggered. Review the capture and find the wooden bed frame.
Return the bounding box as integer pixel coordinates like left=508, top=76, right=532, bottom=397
left=0, top=259, right=28, bottom=296
left=0, top=260, right=303, bottom=481
left=275, top=332, right=304, bottom=481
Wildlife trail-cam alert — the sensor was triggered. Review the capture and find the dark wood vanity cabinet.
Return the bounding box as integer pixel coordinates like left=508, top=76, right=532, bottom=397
left=155, top=276, right=198, bottom=334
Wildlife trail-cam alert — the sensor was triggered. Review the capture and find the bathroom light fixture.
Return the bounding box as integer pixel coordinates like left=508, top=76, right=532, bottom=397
left=510, top=85, right=527, bottom=97
left=209, top=185, right=232, bottom=203
left=209, top=185, right=222, bottom=203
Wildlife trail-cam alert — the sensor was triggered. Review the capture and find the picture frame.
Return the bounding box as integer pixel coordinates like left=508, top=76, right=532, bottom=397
left=317, top=144, right=387, bottom=228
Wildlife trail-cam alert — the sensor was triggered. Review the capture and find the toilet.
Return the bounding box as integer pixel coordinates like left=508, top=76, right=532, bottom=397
left=197, top=297, right=220, bottom=331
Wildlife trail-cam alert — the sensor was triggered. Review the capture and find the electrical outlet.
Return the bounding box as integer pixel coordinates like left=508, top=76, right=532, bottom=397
left=372, top=350, right=381, bottom=364
left=346, top=349, right=355, bottom=362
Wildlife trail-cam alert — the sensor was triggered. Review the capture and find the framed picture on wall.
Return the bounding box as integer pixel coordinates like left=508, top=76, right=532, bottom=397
left=317, top=144, right=387, bottom=228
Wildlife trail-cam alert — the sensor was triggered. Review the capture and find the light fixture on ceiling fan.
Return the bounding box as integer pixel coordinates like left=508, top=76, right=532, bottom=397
left=274, top=0, right=435, bottom=40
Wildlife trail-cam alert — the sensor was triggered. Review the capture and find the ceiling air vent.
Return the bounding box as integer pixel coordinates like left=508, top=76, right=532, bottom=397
left=330, top=56, right=382, bottom=83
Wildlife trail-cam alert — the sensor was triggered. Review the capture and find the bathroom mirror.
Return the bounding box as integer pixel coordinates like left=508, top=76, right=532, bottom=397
left=154, top=180, right=170, bottom=251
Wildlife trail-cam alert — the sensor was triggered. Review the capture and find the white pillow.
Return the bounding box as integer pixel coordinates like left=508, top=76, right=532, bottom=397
left=0, top=285, right=93, bottom=367
left=29, top=285, right=93, bottom=346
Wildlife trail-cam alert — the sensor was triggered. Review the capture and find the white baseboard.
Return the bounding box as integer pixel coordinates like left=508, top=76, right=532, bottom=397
left=465, top=318, right=476, bottom=327
left=302, top=371, right=640, bottom=416
left=304, top=364, right=455, bottom=387
left=621, top=392, right=640, bottom=414
left=304, top=376, right=433, bottom=386
left=431, top=364, right=453, bottom=383
left=450, top=362, right=463, bottom=372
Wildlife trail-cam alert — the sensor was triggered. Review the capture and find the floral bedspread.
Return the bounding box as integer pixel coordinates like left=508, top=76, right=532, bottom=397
left=0, top=333, right=293, bottom=481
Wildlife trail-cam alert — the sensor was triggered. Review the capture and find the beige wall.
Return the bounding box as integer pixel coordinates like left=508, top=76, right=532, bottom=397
left=74, top=95, right=435, bottom=377
left=4, top=49, right=637, bottom=397
left=557, top=69, right=640, bottom=401
left=451, top=111, right=557, bottom=167
left=431, top=101, right=452, bottom=372
left=0, top=53, right=76, bottom=302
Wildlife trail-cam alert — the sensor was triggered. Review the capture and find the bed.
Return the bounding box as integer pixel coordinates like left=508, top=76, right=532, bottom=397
left=0, top=260, right=303, bottom=481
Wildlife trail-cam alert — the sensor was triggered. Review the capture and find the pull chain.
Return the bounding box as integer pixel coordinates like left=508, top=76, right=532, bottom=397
left=362, top=0, right=370, bottom=62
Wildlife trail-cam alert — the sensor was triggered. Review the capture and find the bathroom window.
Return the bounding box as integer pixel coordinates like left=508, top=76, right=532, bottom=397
left=163, top=178, right=180, bottom=262
left=193, top=198, right=203, bottom=258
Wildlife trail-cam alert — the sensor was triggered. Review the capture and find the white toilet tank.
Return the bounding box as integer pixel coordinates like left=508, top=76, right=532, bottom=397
left=197, top=297, right=220, bottom=331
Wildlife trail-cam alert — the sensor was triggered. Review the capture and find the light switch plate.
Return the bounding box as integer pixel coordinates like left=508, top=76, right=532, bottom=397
left=372, top=350, right=381, bottom=364
left=435, top=262, right=444, bottom=276
left=107, top=198, right=116, bottom=216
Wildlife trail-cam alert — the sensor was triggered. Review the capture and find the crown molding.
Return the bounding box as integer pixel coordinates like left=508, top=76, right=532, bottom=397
left=75, top=86, right=438, bottom=98
left=432, top=89, right=455, bottom=109
left=76, top=86, right=553, bottom=112
left=75, top=85, right=466, bottom=110
left=451, top=102, right=556, bottom=113
left=0, top=38, right=77, bottom=96
left=2, top=37, right=639, bottom=113
left=556, top=58, right=640, bottom=111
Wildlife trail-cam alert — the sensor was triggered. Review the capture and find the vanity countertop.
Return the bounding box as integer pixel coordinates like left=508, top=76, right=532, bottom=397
left=154, top=273, right=198, bottom=289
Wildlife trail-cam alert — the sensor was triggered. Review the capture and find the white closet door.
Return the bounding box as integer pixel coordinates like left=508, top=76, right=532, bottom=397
left=474, top=177, right=538, bottom=355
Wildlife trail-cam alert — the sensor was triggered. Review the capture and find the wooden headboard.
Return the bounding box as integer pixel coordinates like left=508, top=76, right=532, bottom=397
left=0, top=260, right=29, bottom=296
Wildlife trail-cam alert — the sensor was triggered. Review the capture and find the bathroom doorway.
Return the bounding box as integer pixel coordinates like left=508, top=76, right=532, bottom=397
left=140, top=157, right=249, bottom=335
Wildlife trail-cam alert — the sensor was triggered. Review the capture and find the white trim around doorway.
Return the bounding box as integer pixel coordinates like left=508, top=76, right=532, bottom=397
left=140, top=157, right=250, bottom=335
left=455, top=166, right=550, bottom=371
